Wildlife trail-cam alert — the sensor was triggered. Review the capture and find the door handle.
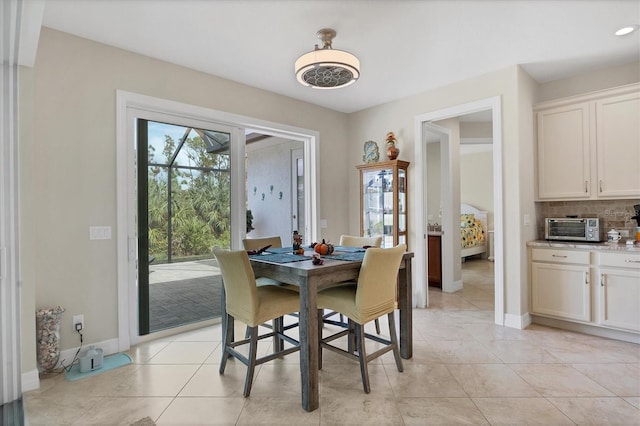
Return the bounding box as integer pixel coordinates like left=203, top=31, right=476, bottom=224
left=585, top=272, right=589, bottom=285
left=552, top=254, right=567, bottom=258
left=599, top=180, right=603, bottom=193
left=600, top=274, right=605, bottom=287
left=585, top=181, right=588, bottom=193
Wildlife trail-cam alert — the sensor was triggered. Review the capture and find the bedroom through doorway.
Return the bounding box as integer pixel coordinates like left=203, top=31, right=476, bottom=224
left=415, top=96, right=504, bottom=325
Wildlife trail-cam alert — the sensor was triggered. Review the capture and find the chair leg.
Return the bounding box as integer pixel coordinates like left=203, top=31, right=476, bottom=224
left=273, top=316, right=284, bottom=353
left=347, top=319, right=356, bottom=354
left=374, top=318, right=381, bottom=335
left=219, top=313, right=234, bottom=374
left=388, top=312, right=403, bottom=373
left=243, top=326, right=259, bottom=397
left=355, top=323, right=371, bottom=394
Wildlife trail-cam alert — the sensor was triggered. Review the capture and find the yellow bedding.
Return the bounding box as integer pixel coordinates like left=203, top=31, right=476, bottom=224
left=460, top=214, right=485, bottom=248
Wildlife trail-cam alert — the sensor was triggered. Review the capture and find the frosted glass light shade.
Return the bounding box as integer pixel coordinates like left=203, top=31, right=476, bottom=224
left=295, top=48, right=360, bottom=89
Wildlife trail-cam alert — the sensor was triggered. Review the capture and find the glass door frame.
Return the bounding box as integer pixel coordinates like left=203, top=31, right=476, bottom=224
left=116, top=91, right=320, bottom=348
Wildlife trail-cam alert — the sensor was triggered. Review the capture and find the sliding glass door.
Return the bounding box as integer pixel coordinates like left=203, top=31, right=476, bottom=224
left=137, top=119, right=231, bottom=334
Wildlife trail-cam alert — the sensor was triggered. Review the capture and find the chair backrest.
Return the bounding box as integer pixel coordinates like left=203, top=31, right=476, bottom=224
left=339, top=235, right=383, bottom=248
left=213, top=248, right=258, bottom=325
left=355, top=244, right=406, bottom=322
left=242, top=236, right=283, bottom=251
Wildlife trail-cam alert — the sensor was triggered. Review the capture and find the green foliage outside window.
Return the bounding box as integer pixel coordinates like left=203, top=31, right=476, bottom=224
left=148, top=131, right=230, bottom=263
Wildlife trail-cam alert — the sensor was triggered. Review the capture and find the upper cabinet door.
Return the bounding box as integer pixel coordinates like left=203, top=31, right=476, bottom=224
left=595, top=92, right=640, bottom=198
left=537, top=103, right=591, bottom=200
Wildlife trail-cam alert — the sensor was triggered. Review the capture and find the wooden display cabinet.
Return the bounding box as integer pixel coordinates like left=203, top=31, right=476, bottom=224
left=357, top=159, right=410, bottom=248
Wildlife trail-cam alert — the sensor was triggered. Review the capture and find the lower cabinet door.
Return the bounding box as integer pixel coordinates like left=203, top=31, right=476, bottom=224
left=531, top=262, right=590, bottom=321
left=598, top=268, right=640, bottom=332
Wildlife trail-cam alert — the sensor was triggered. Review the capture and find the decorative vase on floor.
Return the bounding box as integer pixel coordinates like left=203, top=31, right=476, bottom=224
left=385, top=132, right=399, bottom=160
left=36, top=306, right=65, bottom=374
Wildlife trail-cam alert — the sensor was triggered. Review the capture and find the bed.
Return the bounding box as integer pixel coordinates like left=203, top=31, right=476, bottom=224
left=460, top=203, right=488, bottom=259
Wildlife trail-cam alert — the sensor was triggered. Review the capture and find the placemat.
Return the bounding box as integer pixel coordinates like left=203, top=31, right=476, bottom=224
left=324, top=251, right=366, bottom=262
left=250, top=252, right=311, bottom=263
left=333, top=245, right=366, bottom=253
left=265, top=247, right=298, bottom=254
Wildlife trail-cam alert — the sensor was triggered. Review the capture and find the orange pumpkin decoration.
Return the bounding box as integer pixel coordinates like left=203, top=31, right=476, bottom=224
left=314, top=239, right=334, bottom=255
left=295, top=247, right=305, bottom=255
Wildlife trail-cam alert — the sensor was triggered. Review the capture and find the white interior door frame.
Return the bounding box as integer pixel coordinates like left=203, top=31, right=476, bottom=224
left=116, top=90, right=320, bottom=348
left=414, top=96, right=504, bottom=325
left=291, top=148, right=304, bottom=238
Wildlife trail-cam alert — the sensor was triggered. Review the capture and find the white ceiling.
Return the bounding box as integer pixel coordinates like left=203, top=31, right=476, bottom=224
left=30, top=0, right=640, bottom=114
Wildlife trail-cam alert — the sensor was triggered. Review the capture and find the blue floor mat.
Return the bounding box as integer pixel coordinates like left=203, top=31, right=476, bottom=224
left=65, top=353, right=132, bottom=381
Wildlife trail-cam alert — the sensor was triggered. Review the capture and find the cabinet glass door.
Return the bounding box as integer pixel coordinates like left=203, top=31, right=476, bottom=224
left=362, top=168, right=395, bottom=247
left=358, top=160, right=409, bottom=249
left=398, top=167, right=406, bottom=246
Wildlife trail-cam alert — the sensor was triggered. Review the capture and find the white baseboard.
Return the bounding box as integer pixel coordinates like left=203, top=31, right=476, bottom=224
left=23, top=336, right=122, bottom=393
left=531, top=315, right=640, bottom=344
left=443, top=279, right=463, bottom=293
left=504, top=312, right=532, bottom=330
left=21, top=369, right=40, bottom=393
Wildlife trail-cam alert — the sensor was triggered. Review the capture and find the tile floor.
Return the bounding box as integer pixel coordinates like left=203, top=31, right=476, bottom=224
left=24, top=259, right=640, bottom=425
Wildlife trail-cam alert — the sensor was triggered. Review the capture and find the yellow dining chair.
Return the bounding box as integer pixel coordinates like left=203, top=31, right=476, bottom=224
left=323, top=235, right=384, bottom=334
left=338, top=235, right=382, bottom=248
left=242, top=236, right=285, bottom=287
left=242, top=236, right=299, bottom=347
left=317, top=244, right=406, bottom=393
left=213, top=248, right=300, bottom=397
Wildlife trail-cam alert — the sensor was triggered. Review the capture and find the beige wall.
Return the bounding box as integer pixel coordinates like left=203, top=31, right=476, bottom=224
left=348, top=66, right=529, bottom=318
left=516, top=67, right=539, bottom=318
left=19, top=65, right=37, bottom=374
left=460, top=150, right=493, bottom=227
left=23, top=28, right=349, bottom=369
left=426, top=143, right=441, bottom=224
left=536, top=61, right=640, bottom=102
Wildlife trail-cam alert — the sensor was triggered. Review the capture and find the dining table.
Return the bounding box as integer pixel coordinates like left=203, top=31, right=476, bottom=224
left=237, top=245, right=414, bottom=412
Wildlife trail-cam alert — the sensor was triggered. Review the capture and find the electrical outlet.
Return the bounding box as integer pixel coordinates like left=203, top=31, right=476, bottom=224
left=73, top=315, right=84, bottom=332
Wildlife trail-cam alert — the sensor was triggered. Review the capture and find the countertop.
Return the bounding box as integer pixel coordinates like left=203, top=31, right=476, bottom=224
left=527, top=240, right=640, bottom=253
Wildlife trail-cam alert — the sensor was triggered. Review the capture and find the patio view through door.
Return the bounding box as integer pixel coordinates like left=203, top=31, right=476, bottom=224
left=137, top=119, right=231, bottom=335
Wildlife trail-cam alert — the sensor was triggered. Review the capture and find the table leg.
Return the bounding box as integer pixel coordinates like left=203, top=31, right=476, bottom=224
left=398, top=258, right=413, bottom=359
left=298, top=278, right=319, bottom=412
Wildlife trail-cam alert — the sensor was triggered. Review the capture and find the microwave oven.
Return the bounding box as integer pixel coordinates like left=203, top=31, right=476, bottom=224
left=544, top=218, right=601, bottom=242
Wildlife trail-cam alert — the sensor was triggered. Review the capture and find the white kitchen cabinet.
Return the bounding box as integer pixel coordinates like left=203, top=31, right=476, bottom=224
left=536, top=103, right=591, bottom=199
left=534, top=83, right=640, bottom=200
left=597, top=252, right=640, bottom=332
left=530, top=248, right=591, bottom=322
left=595, top=92, right=640, bottom=198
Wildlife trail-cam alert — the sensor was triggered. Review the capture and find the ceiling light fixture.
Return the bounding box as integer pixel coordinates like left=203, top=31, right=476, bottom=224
left=615, top=24, right=639, bottom=36
left=295, top=28, right=360, bottom=89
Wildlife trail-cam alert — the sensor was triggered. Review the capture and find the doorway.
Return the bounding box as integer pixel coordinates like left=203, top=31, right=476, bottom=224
left=245, top=137, right=305, bottom=245
left=116, top=90, right=320, bottom=348
left=414, top=96, right=504, bottom=325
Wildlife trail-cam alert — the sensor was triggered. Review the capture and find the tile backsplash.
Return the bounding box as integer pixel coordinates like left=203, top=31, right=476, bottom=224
left=536, top=199, right=640, bottom=239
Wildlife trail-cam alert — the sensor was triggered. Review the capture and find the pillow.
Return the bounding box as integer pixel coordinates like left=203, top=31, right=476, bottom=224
left=460, top=214, right=475, bottom=228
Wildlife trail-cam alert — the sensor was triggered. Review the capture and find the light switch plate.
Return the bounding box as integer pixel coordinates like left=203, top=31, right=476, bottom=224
left=90, top=226, right=112, bottom=240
